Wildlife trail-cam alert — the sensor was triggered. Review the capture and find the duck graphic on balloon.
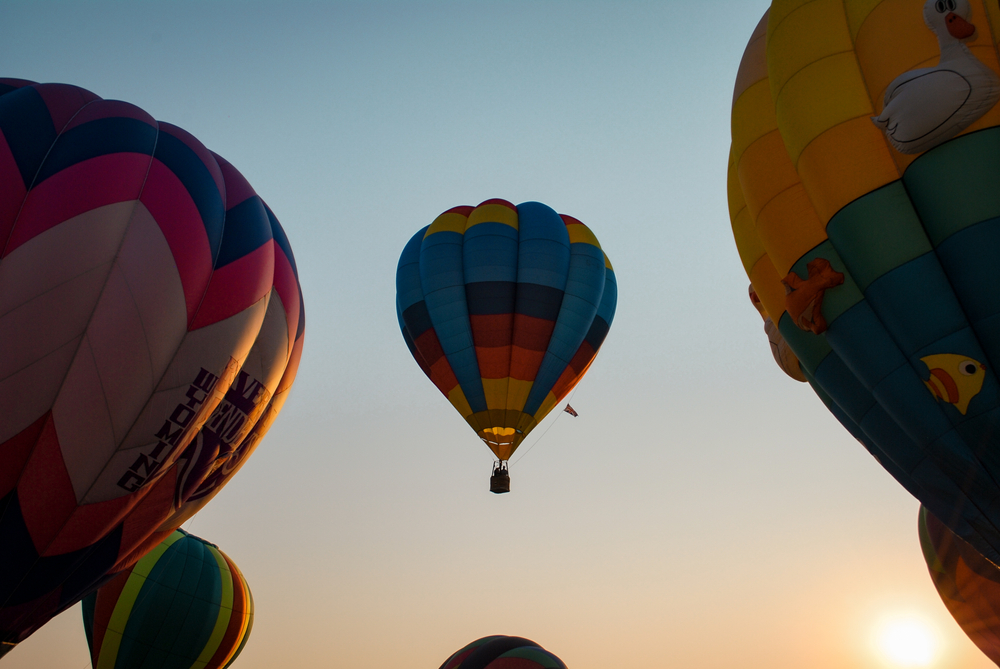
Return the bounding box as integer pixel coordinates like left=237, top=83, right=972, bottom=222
left=773, top=0, right=998, bottom=422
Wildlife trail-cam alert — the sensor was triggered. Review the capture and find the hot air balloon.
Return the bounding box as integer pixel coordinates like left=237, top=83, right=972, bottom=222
left=396, top=199, right=616, bottom=493
left=0, top=79, right=303, bottom=652
left=81, top=529, right=253, bottom=669
left=920, top=505, right=1000, bottom=665
left=439, top=635, right=566, bottom=669
left=728, top=2, right=1000, bottom=563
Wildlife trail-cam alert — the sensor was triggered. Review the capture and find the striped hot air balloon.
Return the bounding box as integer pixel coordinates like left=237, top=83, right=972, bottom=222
left=396, top=199, right=616, bottom=491
left=0, top=79, right=303, bottom=651
left=439, top=635, right=567, bottom=669
left=81, top=530, right=253, bottom=669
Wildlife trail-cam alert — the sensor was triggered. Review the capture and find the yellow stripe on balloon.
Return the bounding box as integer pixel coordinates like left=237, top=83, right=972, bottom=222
left=565, top=222, right=601, bottom=248
left=447, top=385, right=474, bottom=420
left=97, top=532, right=185, bottom=669
left=467, top=203, right=518, bottom=230
left=191, top=545, right=234, bottom=669
left=424, top=211, right=468, bottom=237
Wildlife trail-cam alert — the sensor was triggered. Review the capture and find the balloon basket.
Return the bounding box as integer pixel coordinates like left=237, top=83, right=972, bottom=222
left=490, top=472, right=510, bottom=494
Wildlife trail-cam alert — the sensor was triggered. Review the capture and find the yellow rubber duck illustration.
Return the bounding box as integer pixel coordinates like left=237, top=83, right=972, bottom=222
left=920, top=353, right=987, bottom=415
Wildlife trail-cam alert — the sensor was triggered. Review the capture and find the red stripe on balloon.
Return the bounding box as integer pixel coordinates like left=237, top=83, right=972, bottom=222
left=43, top=490, right=135, bottom=557
left=0, top=413, right=47, bottom=498
left=89, top=568, right=128, bottom=665
left=189, top=240, right=275, bottom=330
left=4, top=153, right=151, bottom=257
left=17, top=417, right=78, bottom=554
left=0, top=130, right=27, bottom=249
left=141, top=158, right=215, bottom=323
left=509, top=314, right=555, bottom=381
left=111, top=466, right=179, bottom=569
left=272, top=244, right=301, bottom=348
left=205, top=553, right=248, bottom=669
left=214, top=153, right=257, bottom=210
left=33, top=83, right=100, bottom=133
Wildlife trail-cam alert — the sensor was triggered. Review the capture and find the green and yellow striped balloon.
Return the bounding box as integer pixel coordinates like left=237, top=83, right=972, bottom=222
left=81, top=530, right=253, bottom=669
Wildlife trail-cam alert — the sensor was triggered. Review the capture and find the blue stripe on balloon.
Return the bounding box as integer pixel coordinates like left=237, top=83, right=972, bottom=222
left=35, top=117, right=157, bottom=185
left=826, top=302, right=906, bottom=390
left=514, top=202, right=570, bottom=291
left=523, top=242, right=606, bottom=415
left=864, top=253, right=969, bottom=358
left=153, top=129, right=227, bottom=264
left=463, top=222, right=518, bottom=283
left=214, top=195, right=273, bottom=269
left=397, top=227, right=428, bottom=312
left=0, top=86, right=57, bottom=188
left=420, top=230, right=486, bottom=412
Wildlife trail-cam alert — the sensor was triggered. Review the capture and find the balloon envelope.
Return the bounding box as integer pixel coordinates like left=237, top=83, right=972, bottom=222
left=439, top=635, right=567, bottom=669
left=0, top=79, right=303, bottom=649
left=396, top=199, right=616, bottom=461
left=920, top=506, right=1000, bottom=665
left=81, top=529, right=253, bottom=669
left=728, top=3, right=1000, bottom=563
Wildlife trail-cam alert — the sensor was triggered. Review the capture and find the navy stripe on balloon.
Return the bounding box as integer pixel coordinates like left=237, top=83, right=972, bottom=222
left=215, top=195, right=273, bottom=269
left=153, top=129, right=226, bottom=264
left=266, top=204, right=298, bottom=280
left=34, top=117, right=157, bottom=185
left=514, top=283, right=564, bottom=321
left=401, top=300, right=434, bottom=338
left=466, top=281, right=516, bottom=315
left=461, top=636, right=538, bottom=669
left=0, top=86, right=58, bottom=188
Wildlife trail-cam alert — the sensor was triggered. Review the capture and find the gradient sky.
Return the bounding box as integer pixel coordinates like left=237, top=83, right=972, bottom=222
left=1, top=1, right=995, bottom=668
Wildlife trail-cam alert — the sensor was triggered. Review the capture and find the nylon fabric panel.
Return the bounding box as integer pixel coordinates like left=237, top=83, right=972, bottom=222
left=420, top=224, right=488, bottom=413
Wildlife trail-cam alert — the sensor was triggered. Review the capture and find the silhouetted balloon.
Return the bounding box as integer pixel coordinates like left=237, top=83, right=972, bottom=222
left=396, top=199, right=616, bottom=468
left=920, top=505, right=1000, bottom=665
left=82, top=530, right=253, bottom=669
left=0, top=79, right=303, bottom=652
left=439, top=635, right=566, bottom=669
left=728, top=3, right=1000, bottom=563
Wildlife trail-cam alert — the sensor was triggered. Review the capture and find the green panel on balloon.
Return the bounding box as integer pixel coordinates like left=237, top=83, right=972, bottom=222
left=777, top=312, right=832, bottom=376
left=826, top=181, right=933, bottom=292
left=903, top=128, right=1000, bottom=246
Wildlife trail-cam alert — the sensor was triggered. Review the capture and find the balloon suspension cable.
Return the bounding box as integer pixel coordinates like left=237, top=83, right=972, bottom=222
left=510, top=387, right=579, bottom=466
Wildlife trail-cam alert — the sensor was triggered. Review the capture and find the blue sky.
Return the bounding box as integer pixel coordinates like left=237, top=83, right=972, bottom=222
left=1, top=1, right=993, bottom=667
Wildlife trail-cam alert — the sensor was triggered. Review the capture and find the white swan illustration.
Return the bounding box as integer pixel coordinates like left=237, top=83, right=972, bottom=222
left=872, top=0, right=1000, bottom=154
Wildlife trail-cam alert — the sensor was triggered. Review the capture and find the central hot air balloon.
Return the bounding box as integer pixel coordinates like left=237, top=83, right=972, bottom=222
left=0, top=79, right=303, bottom=652
left=728, top=2, right=1000, bottom=564
left=396, top=199, right=616, bottom=493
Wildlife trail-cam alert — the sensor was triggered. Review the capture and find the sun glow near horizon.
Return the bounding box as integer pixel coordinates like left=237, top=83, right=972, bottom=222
left=873, top=614, right=942, bottom=667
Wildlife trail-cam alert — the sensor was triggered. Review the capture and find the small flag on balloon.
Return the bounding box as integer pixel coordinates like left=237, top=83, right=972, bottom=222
left=563, top=404, right=578, bottom=417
